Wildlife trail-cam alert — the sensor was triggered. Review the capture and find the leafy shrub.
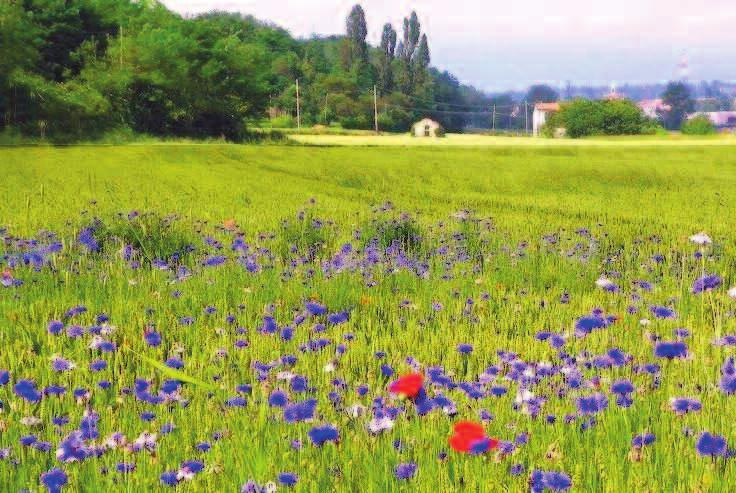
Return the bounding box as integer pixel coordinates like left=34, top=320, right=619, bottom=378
left=361, top=211, right=425, bottom=254
left=81, top=212, right=197, bottom=264
left=681, top=115, right=716, bottom=135
left=279, top=209, right=336, bottom=262
left=378, top=108, right=413, bottom=132
left=547, top=99, right=648, bottom=138
left=640, top=119, right=667, bottom=135
left=270, top=115, right=296, bottom=128
left=340, top=115, right=371, bottom=130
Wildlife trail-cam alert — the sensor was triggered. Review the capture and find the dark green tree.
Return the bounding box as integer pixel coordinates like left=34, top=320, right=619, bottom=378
left=346, top=5, right=368, bottom=66
left=399, top=11, right=421, bottom=63
left=526, top=84, right=559, bottom=103
left=412, top=33, right=430, bottom=86
left=378, top=23, right=397, bottom=92
left=661, top=81, right=694, bottom=130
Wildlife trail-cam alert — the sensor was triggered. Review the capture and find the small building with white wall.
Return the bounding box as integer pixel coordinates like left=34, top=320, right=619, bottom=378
left=638, top=99, right=670, bottom=119
left=532, top=103, right=560, bottom=136
left=412, top=118, right=443, bottom=137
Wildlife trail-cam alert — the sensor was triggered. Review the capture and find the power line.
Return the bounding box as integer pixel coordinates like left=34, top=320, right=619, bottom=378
left=402, top=93, right=522, bottom=111
left=382, top=103, right=527, bottom=118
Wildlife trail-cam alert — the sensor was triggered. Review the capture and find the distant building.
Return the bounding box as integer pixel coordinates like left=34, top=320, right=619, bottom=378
left=412, top=118, right=443, bottom=138
left=638, top=99, right=670, bottom=119
left=687, top=111, right=736, bottom=129
left=603, top=88, right=626, bottom=101
left=532, top=102, right=560, bottom=136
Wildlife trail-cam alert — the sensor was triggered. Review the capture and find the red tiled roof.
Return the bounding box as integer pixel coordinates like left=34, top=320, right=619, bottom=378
left=534, top=102, right=560, bottom=112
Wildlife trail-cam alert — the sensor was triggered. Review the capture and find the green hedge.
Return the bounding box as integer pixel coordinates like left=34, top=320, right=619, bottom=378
left=545, top=99, right=652, bottom=138
left=681, top=115, right=716, bottom=135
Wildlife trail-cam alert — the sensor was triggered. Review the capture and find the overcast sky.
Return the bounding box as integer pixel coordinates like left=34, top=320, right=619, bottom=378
left=161, top=0, right=736, bottom=91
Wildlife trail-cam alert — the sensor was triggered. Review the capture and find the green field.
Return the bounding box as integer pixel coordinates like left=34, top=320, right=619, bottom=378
left=287, top=132, right=736, bottom=147
left=2, top=144, right=736, bottom=492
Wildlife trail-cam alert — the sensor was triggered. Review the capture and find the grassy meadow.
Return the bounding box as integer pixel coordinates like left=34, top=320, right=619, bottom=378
left=2, top=143, right=736, bottom=492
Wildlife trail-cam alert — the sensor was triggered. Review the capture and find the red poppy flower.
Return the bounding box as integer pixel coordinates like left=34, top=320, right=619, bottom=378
left=449, top=421, right=499, bottom=454
left=388, top=373, right=424, bottom=399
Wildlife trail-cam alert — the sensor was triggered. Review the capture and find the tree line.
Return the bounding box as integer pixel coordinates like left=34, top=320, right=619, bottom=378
left=0, top=1, right=500, bottom=141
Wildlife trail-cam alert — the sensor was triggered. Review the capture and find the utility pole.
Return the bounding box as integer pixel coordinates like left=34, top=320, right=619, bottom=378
left=119, top=24, right=124, bottom=69
left=295, top=79, right=301, bottom=130
left=373, top=85, right=379, bottom=134
left=524, top=101, right=529, bottom=135
left=492, top=105, right=496, bottom=132
left=323, top=93, right=329, bottom=124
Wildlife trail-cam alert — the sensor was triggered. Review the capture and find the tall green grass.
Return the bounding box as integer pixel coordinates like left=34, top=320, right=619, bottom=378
left=1, top=144, right=736, bottom=492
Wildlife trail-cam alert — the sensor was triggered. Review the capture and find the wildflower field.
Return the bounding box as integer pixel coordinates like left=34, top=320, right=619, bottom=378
left=2, top=144, right=736, bottom=492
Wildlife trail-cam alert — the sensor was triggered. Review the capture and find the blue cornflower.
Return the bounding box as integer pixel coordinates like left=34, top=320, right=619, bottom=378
left=290, top=375, right=308, bottom=392
left=457, top=343, right=474, bottom=355
left=202, top=255, right=226, bottom=267
left=327, top=311, right=349, bottom=325
left=165, top=358, right=184, bottom=369
left=692, top=274, right=722, bottom=294
left=576, top=393, right=608, bottom=415
left=66, top=325, right=84, bottom=338
left=696, top=432, right=727, bottom=457
left=144, top=330, right=162, bottom=347
left=280, top=326, right=294, bottom=341
left=48, top=320, right=64, bottom=335
left=631, top=433, right=656, bottom=448
left=51, top=357, right=74, bottom=373
left=670, top=397, right=702, bottom=415
left=530, top=470, right=572, bottom=492
left=283, top=399, right=317, bottom=423
left=20, top=435, right=37, bottom=446
left=510, top=464, right=525, bottom=476
left=225, top=396, right=247, bottom=407
left=35, top=441, right=52, bottom=452
left=116, top=463, right=136, bottom=473
left=574, top=315, right=609, bottom=337
left=278, top=472, right=299, bottom=487
left=307, top=425, right=339, bottom=446
left=654, top=341, right=688, bottom=359
left=268, top=390, right=288, bottom=407
left=78, top=228, right=100, bottom=252
left=0, top=370, right=9, bottom=385
left=394, top=462, right=417, bottom=480
left=79, top=411, right=99, bottom=440
left=161, top=423, right=176, bottom=434
left=181, top=460, right=205, bottom=474
left=650, top=306, right=677, bottom=319
left=610, top=380, right=634, bottom=395
left=14, top=379, right=42, bottom=403
left=56, top=432, right=89, bottom=462
left=305, top=301, right=327, bottom=316
left=40, top=468, right=68, bottom=493
left=160, top=471, right=179, bottom=486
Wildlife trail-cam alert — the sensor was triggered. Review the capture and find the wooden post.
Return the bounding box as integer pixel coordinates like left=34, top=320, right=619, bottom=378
left=373, top=85, right=379, bottom=134
left=296, top=79, right=301, bottom=130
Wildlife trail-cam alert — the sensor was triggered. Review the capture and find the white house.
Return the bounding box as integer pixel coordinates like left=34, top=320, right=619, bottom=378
left=412, top=118, right=442, bottom=138
left=532, top=103, right=560, bottom=136
left=638, top=99, right=670, bottom=119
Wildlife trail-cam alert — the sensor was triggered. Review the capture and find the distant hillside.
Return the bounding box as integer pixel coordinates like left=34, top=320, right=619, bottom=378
left=0, top=0, right=495, bottom=141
